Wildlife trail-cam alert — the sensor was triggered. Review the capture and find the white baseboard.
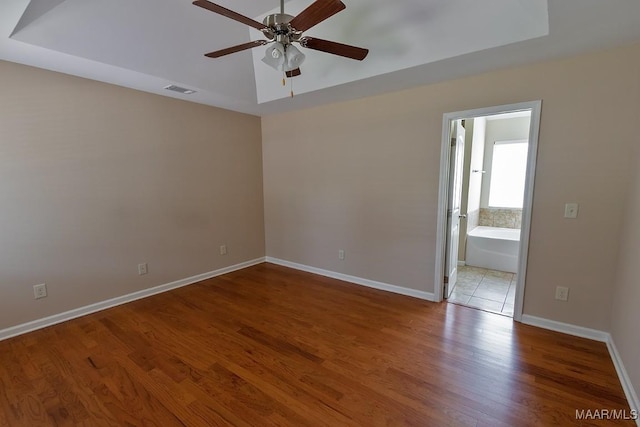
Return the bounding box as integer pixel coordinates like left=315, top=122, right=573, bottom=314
left=521, top=314, right=639, bottom=421
left=606, top=337, right=640, bottom=421
left=457, top=260, right=466, bottom=267
left=520, top=314, right=609, bottom=341
left=265, top=257, right=435, bottom=302
left=0, top=257, right=266, bottom=342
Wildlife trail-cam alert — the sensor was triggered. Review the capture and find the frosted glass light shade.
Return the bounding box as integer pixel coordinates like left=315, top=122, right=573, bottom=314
left=262, top=42, right=306, bottom=72
left=285, top=44, right=305, bottom=71
left=262, top=43, right=286, bottom=70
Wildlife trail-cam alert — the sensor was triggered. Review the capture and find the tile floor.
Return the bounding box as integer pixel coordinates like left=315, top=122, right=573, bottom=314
left=448, top=265, right=516, bottom=316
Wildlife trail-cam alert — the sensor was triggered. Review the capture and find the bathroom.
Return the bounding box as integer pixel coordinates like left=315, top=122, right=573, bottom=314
left=448, top=111, right=532, bottom=316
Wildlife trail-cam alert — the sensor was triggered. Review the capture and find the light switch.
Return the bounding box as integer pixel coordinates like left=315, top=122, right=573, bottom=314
left=564, top=203, right=579, bottom=219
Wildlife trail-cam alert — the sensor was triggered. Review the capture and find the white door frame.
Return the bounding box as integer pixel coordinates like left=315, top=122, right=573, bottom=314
left=433, top=100, right=542, bottom=322
left=444, top=120, right=465, bottom=298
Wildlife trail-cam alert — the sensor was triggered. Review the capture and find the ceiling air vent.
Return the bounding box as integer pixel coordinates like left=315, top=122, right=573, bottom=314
left=164, top=85, right=196, bottom=95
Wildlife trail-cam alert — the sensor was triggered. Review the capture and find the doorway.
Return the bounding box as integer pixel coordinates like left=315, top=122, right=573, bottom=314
left=434, top=101, right=542, bottom=321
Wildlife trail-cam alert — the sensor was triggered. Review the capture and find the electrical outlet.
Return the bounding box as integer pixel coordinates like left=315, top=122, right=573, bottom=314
left=220, top=245, right=227, bottom=255
left=338, top=249, right=345, bottom=260
left=33, top=283, right=47, bottom=299
left=138, top=263, right=148, bottom=275
left=564, top=203, right=579, bottom=219
left=555, top=286, right=569, bottom=301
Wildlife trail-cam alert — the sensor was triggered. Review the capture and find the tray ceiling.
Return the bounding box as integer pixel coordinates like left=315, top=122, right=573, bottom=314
left=1, top=0, right=640, bottom=116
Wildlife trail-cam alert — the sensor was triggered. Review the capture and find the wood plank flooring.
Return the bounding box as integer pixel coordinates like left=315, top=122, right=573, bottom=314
left=0, top=263, right=633, bottom=426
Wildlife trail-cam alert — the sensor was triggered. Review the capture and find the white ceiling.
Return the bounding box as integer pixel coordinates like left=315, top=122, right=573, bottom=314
left=1, top=0, right=640, bottom=116
left=251, top=0, right=548, bottom=103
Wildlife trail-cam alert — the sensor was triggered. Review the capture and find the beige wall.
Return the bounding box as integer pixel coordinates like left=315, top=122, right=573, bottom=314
left=0, top=61, right=265, bottom=330
left=262, top=43, right=640, bottom=330
left=611, top=142, right=640, bottom=399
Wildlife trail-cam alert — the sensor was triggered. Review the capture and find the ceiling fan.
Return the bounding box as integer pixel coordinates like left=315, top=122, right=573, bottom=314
left=192, top=0, right=369, bottom=79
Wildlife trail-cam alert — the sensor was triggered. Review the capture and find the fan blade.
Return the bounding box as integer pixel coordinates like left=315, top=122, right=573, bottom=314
left=286, top=68, right=302, bottom=78
left=193, top=0, right=266, bottom=31
left=205, top=40, right=268, bottom=58
left=289, top=0, right=346, bottom=32
left=300, top=37, right=368, bottom=60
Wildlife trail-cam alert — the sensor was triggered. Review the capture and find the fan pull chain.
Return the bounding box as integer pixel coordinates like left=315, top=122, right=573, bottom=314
left=290, top=76, right=294, bottom=98
left=282, top=72, right=286, bottom=86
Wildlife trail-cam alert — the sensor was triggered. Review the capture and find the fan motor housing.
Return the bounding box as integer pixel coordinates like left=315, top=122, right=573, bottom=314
left=263, top=13, right=294, bottom=27
left=263, top=13, right=299, bottom=44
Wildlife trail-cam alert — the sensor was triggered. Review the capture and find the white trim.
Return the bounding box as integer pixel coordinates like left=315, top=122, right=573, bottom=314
left=607, top=337, right=640, bottom=420
left=266, top=257, right=435, bottom=302
left=434, top=100, right=542, bottom=325
left=434, top=113, right=452, bottom=303
left=520, top=314, right=609, bottom=341
left=513, top=101, right=542, bottom=322
left=457, top=260, right=466, bottom=267
left=521, top=314, right=639, bottom=421
left=0, top=257, right=266, bottom=342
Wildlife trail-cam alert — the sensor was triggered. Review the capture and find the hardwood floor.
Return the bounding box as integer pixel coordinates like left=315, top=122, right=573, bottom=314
left=0, top=263, right=633, bottom=426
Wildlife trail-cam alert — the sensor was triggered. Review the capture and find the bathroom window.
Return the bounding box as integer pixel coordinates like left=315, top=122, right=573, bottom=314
left=488, top=140, right=528, bottom=208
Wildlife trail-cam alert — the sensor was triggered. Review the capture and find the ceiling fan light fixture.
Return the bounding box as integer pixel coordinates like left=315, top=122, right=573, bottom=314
left=262, top=42, right=306, bottom=72
left=285, top=44, right=305, bottom=71
left=262, top=42, right=286, bottom=70
left=194, top=0, right=368, bottom=85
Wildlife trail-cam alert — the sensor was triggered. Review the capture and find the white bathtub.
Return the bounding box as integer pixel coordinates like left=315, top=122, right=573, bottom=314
left=465, top=226, right=520, bottom=273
